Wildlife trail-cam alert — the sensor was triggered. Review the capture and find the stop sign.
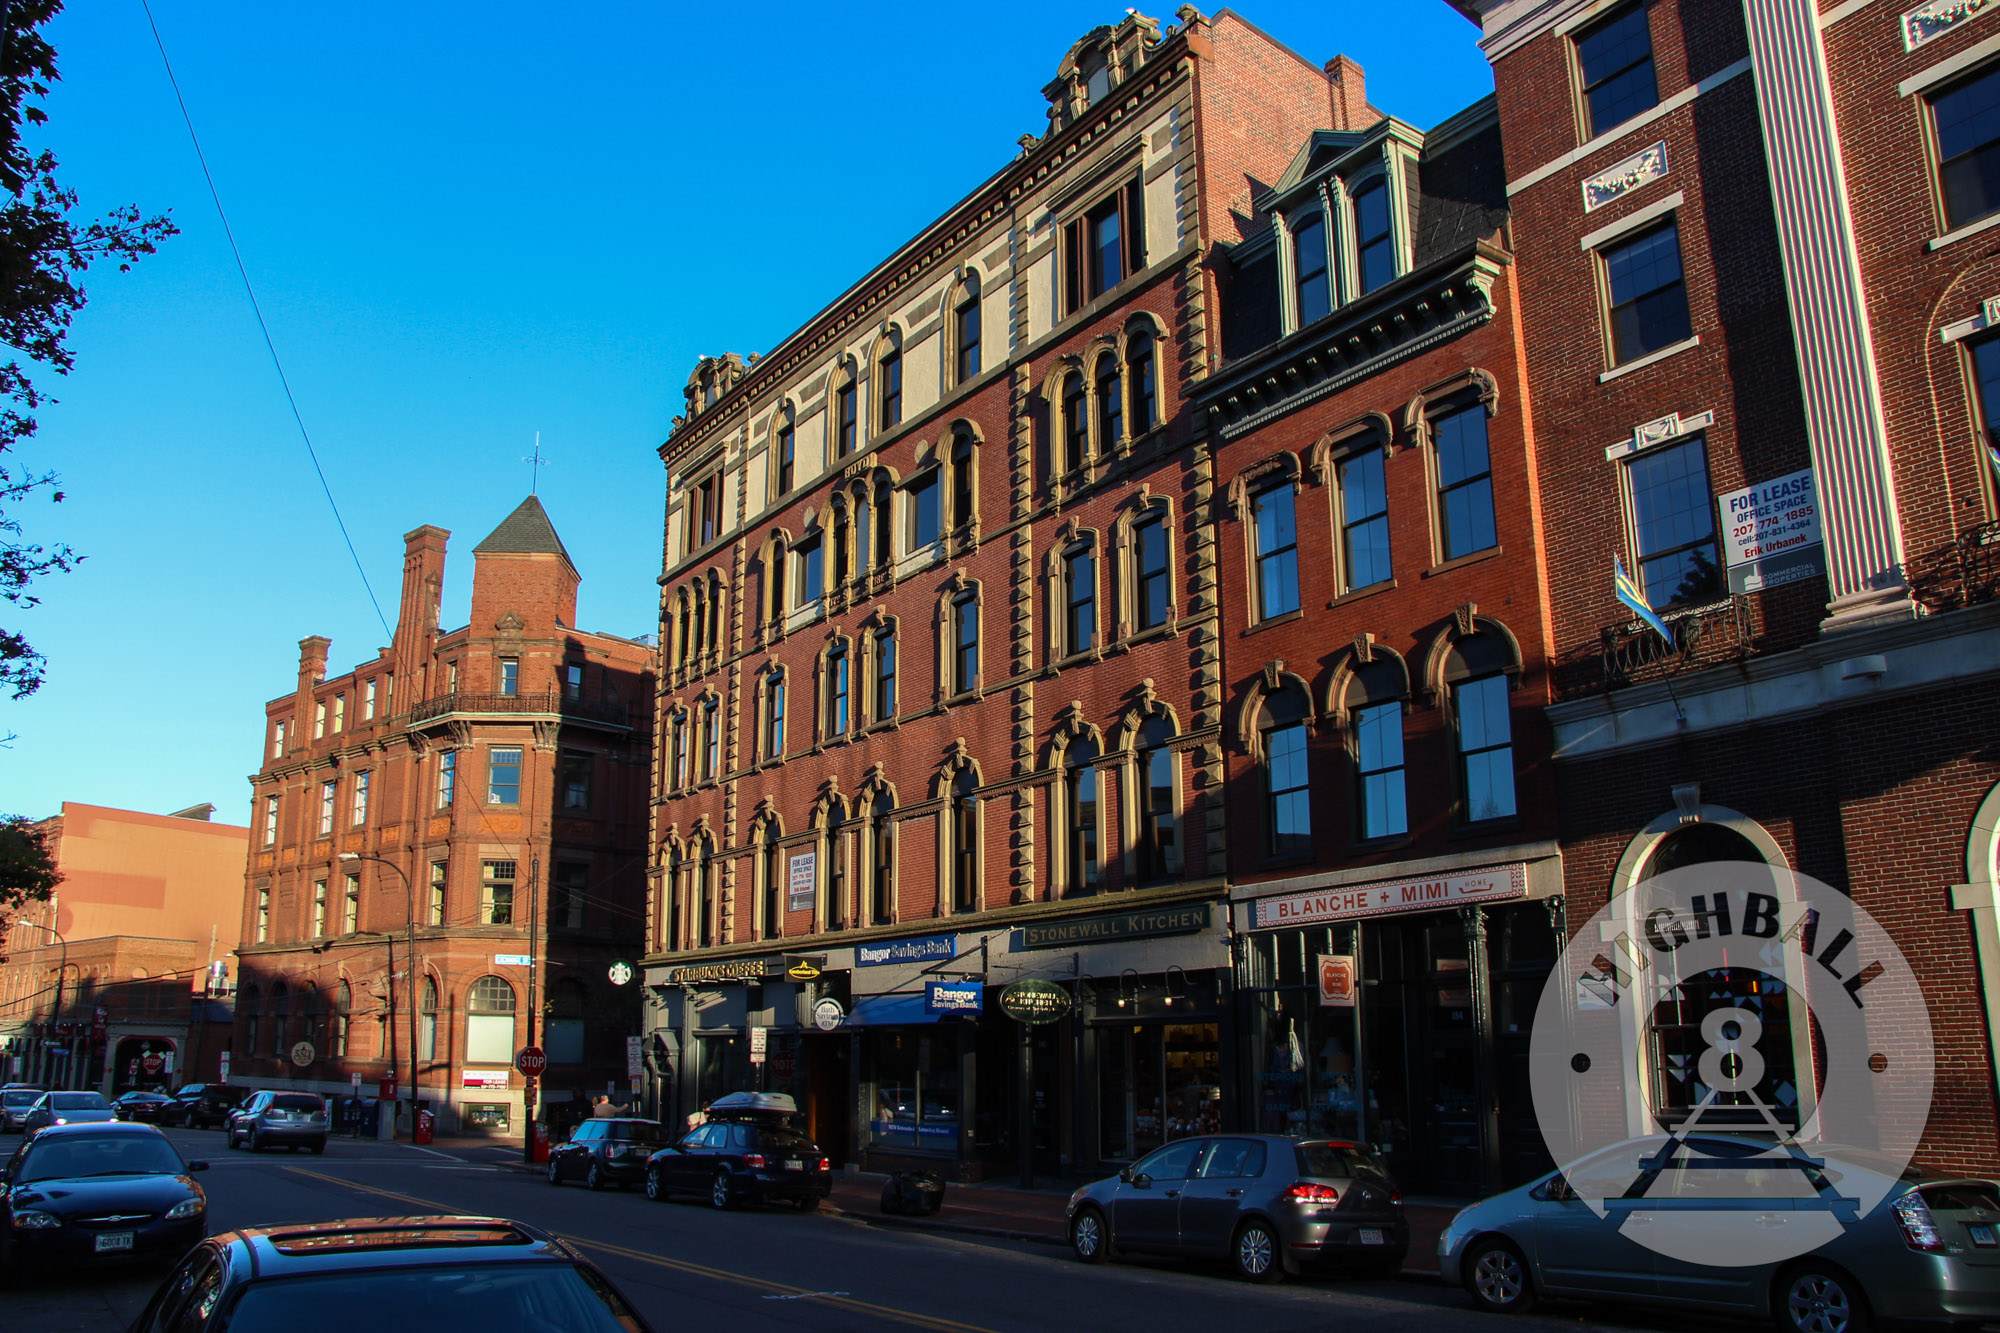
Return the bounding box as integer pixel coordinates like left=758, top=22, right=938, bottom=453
left=514, top=1046, right=546, bottom=1076
left=141, top=1053, right=164, bottom=1075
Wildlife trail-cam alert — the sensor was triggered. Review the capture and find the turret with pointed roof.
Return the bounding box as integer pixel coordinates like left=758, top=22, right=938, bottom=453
left=469, top=496, right=581, bottom=670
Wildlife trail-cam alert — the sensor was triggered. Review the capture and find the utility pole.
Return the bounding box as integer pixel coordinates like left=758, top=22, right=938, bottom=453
left=524, top=854, right=540, bottom=1163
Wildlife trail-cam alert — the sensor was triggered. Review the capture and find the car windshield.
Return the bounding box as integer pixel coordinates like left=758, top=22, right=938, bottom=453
left=1, top=1091, right=37, bottom=1108
left=52, top=1093, right=110, bottom=1110
left=20, top=1133, right=185, bottom=1181
left=272, top=1095, right=323, bottom=1112
left=220, top=1263, right=637, bottom=1333
left=1294, top=1142, right=1392, bottom=1181
left=603, top=1122, right=668, bottom=1144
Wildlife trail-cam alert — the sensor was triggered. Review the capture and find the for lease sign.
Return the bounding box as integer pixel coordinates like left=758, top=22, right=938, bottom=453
left=1718, top=467, right=1825, bottom=595
left=1251, top=863, right=1528, bottom=930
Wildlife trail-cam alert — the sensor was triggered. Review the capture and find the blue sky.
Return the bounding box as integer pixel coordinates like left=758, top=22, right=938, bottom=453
left=0, top=2, right=1492, bottom=821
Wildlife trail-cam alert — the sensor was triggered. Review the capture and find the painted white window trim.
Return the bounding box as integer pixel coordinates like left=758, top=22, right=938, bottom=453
left=1554, top=0, right=1630, bottom=38
left=1579, top=190, right=1685, bottom=251
left=1508, top=58, right=1752, bottom=197
left=1900, top=30, right=2000, bottom=98
left=1941, top=295, right=2000, bottom=343
left=1929, top=207, right=2000, bottom=251
left=1604, top=409, right=1715, bottom=461
left=1598, top=334, right=1701, bottom=384
left=1820, top=0, right=1877, bottom=27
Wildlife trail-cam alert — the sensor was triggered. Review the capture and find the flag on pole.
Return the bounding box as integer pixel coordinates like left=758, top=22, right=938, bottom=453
left=1615, top=554, right=1676, bottom=647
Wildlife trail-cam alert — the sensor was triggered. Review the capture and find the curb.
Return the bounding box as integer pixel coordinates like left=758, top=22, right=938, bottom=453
left=826, top=1202, right=1069, bottom=1247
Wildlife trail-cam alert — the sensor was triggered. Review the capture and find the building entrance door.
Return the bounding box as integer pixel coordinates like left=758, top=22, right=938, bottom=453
left=804, top=1036, right=850, bottom=1166
left=1362, top=913, right=1486, bottom=1195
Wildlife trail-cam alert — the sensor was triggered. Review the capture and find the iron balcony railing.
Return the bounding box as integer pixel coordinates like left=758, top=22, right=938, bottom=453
left=1553, top=594, right=1756, bottom=700
left=1913, top=519, right=2000, bottom=614
left=402, top=690, right=629, bottom=727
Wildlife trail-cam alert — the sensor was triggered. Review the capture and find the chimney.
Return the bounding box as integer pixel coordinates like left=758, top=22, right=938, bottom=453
left=294, top=635, right=330, bottom=739
left=1324, top=54, right=1372, bottom=131
left=392, top=525, right=449, bottom=713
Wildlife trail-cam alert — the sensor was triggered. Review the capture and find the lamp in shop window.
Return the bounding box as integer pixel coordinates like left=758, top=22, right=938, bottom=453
left=1116, top=968, right=1139, bottom=1009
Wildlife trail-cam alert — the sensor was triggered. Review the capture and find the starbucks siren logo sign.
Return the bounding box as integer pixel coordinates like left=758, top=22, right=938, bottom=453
left=1531, top=861, right=1934, bottom=1268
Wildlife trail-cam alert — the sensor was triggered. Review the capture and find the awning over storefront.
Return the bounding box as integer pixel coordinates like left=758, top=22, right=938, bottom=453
left=845, top=994, right=943, bottom=1027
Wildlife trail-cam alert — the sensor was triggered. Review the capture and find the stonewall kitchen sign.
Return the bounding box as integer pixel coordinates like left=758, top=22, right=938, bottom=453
left=1250, top=863, right=1528, bottom=931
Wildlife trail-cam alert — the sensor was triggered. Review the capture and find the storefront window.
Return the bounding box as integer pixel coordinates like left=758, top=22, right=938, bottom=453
left=1246, top=925, right=1362, bottom=1142
left=866, top=1031, right=961, bottom=1152
left=694, top=1032, right=747, bottom=1112
left=1097, top=1021, right=1220, bottom=1161
left=464, top=1103, right=510, bottom=1131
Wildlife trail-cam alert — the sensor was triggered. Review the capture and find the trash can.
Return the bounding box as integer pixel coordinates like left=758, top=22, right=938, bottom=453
left=532, top=1122, right=550, bottom=1163
left=414, top=1108, right=435, bottom=1145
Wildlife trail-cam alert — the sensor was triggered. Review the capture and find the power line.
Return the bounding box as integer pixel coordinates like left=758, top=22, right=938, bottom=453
left=137, top=1, right=392, bottom=640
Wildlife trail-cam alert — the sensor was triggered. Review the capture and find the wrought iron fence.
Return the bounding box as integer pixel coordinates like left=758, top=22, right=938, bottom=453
left=402, top=690, right=629, bottom=726
left=1552, top=594, right=1756, bottom=700
left=1913, top=519, right=2000, bottom=614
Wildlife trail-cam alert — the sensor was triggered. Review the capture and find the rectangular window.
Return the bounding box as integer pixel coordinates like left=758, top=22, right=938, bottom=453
left=698, top=476, right=718, bottom=546
left=1090, top=194, right=1124, bottom=297
left=272, top=720, right=286, bottom=758
left=429, top=861, right=446, bottom=926
left=1356, top=701, right=1408, bottom=840
left=257, top=886, right=270, bottom=944
left=314, top=701, right=327, bottom=739
left=312, top=879, right=328, bottom=938
left=1064, top=180, right=1146, bottom=312
left=551, top=862, right=587, bottom=930
left=836, top=382, right=858, bottom=457
left=1066, top=764, right=1099, bottom=895
left=1140, top=747, right=1176, bottom=878
left=1338, top=446, right=1392, bottom=590
left=879, top=352, right=902, bottom=430
left=1456, top=674, right=1517, bottom=823
left=1265, top=723, right=1311, bottom=859
left=1602, top=221, right=1691, bottom=364
left=1971, top=334, right=2000, bottom=460
left=828, top=651, right=850, bottom=736
left=797, top=535, right=823, bottom=604
left=499, top=658, right=519, bottom=697
left=957, top=298, right=981, bottom=382
left=351, top=771, right=370, bottom=826
left=1626, top=436, right=1721, bottom=606
left=318, top=781, right=335, bottom=837
left=875, top=631, right=897, bottom=720
left=563, top=662, right=584, bottom=701
left=910, top=474, right=941, bottom=549
left=1935, top=66, right=2000, bottom=230
left=488, top=746, right=522, bottom=805
left=954, top=597, right=979, bottom=694
left=263, top=795, right=279, bottom=847
left=437, top=751, right=456, bottom=810
left=364, top=679, right=378, bottom=720
left=1065, top=549, right=1096, bottom=654
left=1435, top=407, right=1498, bottom=560
left=1293, top=212, right=1330, bottom=325
left=1354, top=183, right=1395, bottom=294
left=1063, top=374, right=1089, bottom=472
left=343, top=873, right=360, bottom=934
left=447, top=662, right=458, bottom=692
left=1252, top=486, right=1301, bottom=620
left=333, top=694, right=346, bottom=733
left=671, top=715, right=689, bottom=788
left=560, top=752, right=592, bottom=810
left=1575, top=1, right=1657, bottom=139
left=767, top=678, right=787, bottom=758
left=1135, top=516, right=1169, bottom=631
left=776, top=423, right=796, bottom=494
left=702, top=700, right=720, bottom=777
left=481, top=860, right=517, bottom=927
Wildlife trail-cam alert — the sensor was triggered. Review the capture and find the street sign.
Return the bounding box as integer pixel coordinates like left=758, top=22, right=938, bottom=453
left=607, top=961, right=635, bottom=986
left=494, top=953, right=531, bottom=967
left=998, top=978, right=1072, bottom=1025
left=625, top=1036, right=643, bottom=1078
left=290, top=1041, right=316, bottom=1068
left=141, top=1053, right=163, bottom=1075
left=749, top=1027, right=768, bottom=1064
left=350, top=1072, right=362, bottom=1089
left=515, top=1046, right=547, bottom=1076
left=811, top=997, right=845, bottom=1031
left=218, top=1052, right=231, bottom=1083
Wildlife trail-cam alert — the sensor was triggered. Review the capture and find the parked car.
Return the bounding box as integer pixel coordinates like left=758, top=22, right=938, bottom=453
left=644, top=1093, right=832, bottom=1210
left=164, top=1083, right=249, bottom=1129
left=226, top=1091, right=328, bottom=1153
left=1438, top=1133, right=2000, bottom=1333
left=1066, top=1135, right=1408, bottom=1282
left=0, top=1088, right=41, bottom=1133
left=547, top=1118, right=671, bottom=1191
left=127, top=1216, right=654, bottom=1333
left=0, top=1121, right=208, bottom=1278
left=21, top=1090, right=115, bottom=1137
left=113, top=1091, right=177, bottom=1123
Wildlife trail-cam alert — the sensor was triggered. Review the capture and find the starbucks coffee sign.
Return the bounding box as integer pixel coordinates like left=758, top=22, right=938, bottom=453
left=998, top=978, right=1072, bottom=1025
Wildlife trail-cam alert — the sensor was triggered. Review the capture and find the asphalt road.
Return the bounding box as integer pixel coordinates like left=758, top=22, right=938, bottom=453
left=4, top=1127, right=1762, bottom=1333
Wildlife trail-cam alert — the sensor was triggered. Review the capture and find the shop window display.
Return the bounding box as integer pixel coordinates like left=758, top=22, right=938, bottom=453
left=866, top=1031, right=961, bottom=1151
left=1097, top=1021, right=1221, bottom=1161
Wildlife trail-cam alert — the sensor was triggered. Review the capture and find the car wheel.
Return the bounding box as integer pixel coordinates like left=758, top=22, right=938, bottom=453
left=310, top=1140, right=325, bottom=1155
left=586, top=1160, right=606, bottom=1192
left=644, top=1166, right=666, bottom=1202
left=1232, top=1219, right=1284, bottom=1284
left=1777, top=1262, right=1870, bottom=1333
left=1070, top=1206, right=1111, bottom=1264
left=547, top=1158, right=563, bottom=1187
left=797, top=1195, right=820, bottom=1212
left=249, top=1129, right=262, bottom=1153
left=1464, top=1238, right=1536, bottom=1314
left=710, top=1169, right=733, bottom=1210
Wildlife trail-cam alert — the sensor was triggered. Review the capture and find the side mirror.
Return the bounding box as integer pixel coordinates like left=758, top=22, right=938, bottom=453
left=1131, top=1172, right=1152, bottom=1189
left=187, top=1161, right=210, bottom=1173
left=1117, top=1167, right=1133, bottom=1184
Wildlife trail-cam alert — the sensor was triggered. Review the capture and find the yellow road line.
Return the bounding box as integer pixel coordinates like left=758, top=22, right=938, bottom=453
left=280, top=1166, right=996, bottom=1333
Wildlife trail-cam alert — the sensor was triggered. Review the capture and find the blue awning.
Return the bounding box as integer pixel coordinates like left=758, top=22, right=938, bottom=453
left=844, top=993, right=943, bottom=1027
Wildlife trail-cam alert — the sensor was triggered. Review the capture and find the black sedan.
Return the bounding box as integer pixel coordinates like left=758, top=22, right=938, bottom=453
left=644, top=1118, right=832, bottom=1210
left=0, top=1121, right=209, bottom=1278
left=113, top=1092, right=176, bottom=1123
left=547, top=1118, right=672, bottom=1190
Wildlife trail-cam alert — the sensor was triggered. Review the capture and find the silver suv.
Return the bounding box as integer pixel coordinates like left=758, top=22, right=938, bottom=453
left=226, top=1091, right=328, bottom=1153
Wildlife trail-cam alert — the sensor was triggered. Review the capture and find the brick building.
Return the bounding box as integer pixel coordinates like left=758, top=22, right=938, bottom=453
left=235, top=498, right=654, bottom=1136
left=0, top=802, right=247, bottom=1093
left=642, top=10, right=1395, bottom=1181
left=1198, top=95, right=1564, bottom=1196
left=1452, top=0, right=2000, bottom=1173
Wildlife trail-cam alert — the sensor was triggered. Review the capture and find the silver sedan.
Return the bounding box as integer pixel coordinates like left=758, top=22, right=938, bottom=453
left=1437, top=1133, right=2000, bottom=1333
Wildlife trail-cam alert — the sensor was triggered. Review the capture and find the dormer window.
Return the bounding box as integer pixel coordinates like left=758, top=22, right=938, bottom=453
left=1354, top=182, right=1394, bottom=294
left=1292, top=212, right=1331, bottom=325
left=1083, top=54, right=1111, bottom=105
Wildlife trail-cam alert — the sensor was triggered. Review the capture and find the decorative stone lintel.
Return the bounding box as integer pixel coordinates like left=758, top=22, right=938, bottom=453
left=1583, top=141, right=1669, bottom=212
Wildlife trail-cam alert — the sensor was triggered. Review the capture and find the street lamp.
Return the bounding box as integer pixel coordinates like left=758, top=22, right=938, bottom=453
left=10, top=920, right=68, bottom=1087
left=338, top=852, right=421, bottom=1141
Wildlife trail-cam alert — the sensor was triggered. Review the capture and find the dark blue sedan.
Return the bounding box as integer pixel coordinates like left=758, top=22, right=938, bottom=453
left=0, top=1121, right=209, bottom=1277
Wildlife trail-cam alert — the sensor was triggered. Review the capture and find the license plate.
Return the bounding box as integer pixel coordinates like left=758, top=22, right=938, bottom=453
left=94, top=1232, right=134, bottom=1253
left=784, top=1159, right=803, bottom=1171
left=1971, top=1224, right=1996, bottom=1247
left=1358, top=1228, right=1385, bottom=1246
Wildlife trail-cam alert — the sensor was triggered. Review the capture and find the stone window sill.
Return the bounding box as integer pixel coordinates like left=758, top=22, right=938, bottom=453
left=1598, top=335, right=1700, bottom=384
left=1422, top=546, right=1503, bottom=579
left=1243, top=608, right=1305, bottom=637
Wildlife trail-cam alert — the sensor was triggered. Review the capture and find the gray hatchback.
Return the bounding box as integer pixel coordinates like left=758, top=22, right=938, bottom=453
left=1066, top=1135, right=1407, bottom=1282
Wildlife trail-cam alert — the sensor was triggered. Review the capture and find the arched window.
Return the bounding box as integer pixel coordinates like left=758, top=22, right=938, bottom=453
left=333, top=981, right=351, bottom=1058
left=768, top=539, right=788, bottom=622
left=419, top=976, right=438, bottom=1062
left=834, top=373, right=858, bottom=458
left=1095, top=354, right=1123, bottom=450
left=1259, top=686, right=1312, bottom=859
left=872, top=625, right=898, bottom=722
left=873, top=476, right=893, bottom=567
left=877, top=346, right=903, bottom=432
left=1135, top=717, right=1178, bottom=882
left=1643, top=823, right=1764, bottom=876
left=242, top=984, right=261, bottom=1056
left=271, top=983, right=290, bottom=1056
left=822, top=801, right=848, bottom=931
left=1348, top=661, right=1408, bottom=841
left=696, top=837, right=715, bottom=948
left=851, top=483, right=871, bottom=577
left=690, top=583, right=707, bottom=660
left=762, top=820, right=783, bottom=939
left=869, top=792, right=895, bottom=924
left=774, top=413, right=796, bottom=496
left=701, top=698, right=720, bottom=781
left=955, top=279, right=982, bottom=383
left=950, top=433, right=975, bottom=531
left=831, top=496, right=850, bottom=588
left=1063, top=737, right=1100, bottom=897
left=951, top=591, right=979, bottom=695
left=824, top=642, right=850, bottom=739
left=1128, top=329, right=1157, bottom=435
left=1062, top=372, right=1088, bottom=473
left=950, top=770, right=980, bottom=912
left=1445, top=635, right=1517, bottom=824
left=1292, top=212, right=1330, bottom=325
left=669, top=710, right=689, bottom=790
left=763, top=671, right=787, bottom=760
left=665, top=844, right=684, bottom=953
left=466, top=976, right=515, bottom=1065
left=795, top=531, right=824, bottom=607
left=545, top=978, right=586, bottom=1065
left=674, top=593, right=691, bottom=668
left=1063, top=544, right=1096, bottom=657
